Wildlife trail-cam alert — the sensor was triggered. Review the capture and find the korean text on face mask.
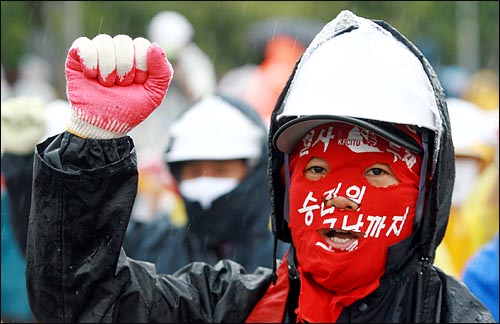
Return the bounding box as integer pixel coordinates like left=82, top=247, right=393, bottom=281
left=297, top=182, right=410, bottom=239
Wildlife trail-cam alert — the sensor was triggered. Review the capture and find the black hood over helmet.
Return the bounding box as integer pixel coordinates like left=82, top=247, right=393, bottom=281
left=268, top=10, right=455, bottom=265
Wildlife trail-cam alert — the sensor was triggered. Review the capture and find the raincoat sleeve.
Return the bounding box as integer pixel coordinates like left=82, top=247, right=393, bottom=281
left=26, top=132, right=273, bottom=323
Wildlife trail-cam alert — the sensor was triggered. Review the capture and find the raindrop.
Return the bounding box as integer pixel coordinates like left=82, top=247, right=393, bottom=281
left=358, top=303, right=368, bottom=312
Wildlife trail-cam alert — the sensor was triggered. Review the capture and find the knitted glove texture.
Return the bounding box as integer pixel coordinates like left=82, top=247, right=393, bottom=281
left=65, top=34, right=173, bottom=139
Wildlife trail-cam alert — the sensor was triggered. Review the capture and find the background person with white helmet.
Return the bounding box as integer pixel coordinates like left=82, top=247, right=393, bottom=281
left=458, top=103, right=499, bottom=322
left=434, top=97, right=499, bottom=278
left=1, top=95, right=70, bottom=322
left=124, top=92, right=289, bottom=273
left=0, top=95, right=47, bottom=323
left=25, top=11, right=494, bottom=323
left=127, top=11, right=218, bottom=227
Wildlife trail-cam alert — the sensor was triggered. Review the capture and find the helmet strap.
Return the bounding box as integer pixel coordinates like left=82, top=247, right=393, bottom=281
left=415, top=131, right=430, bottom=227
left=271, top=153, right=291, bottom=284
left=283, top=153, right=291, bottom=223
left=271, top=236, right=278, bottom=285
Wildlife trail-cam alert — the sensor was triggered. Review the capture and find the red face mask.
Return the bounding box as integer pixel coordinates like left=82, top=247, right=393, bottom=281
left=287, top=122, right=422, bottom=322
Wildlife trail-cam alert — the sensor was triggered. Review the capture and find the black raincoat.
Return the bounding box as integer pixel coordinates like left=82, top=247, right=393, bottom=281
left=26, top=11, right=494, bottom=323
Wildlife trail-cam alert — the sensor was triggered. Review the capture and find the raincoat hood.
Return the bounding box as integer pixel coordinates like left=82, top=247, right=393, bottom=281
left=268, top=10, right=454, bottom=264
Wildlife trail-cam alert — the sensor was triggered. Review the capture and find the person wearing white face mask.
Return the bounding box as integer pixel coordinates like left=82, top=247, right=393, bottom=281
left=177, top=161, right=245, bottom=210
left=123, top=92, right=289, bottom=273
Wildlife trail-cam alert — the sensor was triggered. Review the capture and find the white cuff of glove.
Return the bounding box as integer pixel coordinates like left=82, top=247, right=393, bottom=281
left=67, top=109, right=127, bottom=139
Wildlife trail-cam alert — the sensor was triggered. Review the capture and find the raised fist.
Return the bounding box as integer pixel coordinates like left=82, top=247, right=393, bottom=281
left=65, top=34, right=173, bottom=139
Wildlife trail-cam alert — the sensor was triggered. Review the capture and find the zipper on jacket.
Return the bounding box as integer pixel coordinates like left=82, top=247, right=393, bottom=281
left=414, top=256, right=431, bottom=323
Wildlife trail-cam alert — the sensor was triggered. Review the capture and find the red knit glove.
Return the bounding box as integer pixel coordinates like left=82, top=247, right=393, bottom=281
left=65, top=34, right=173, bottom=139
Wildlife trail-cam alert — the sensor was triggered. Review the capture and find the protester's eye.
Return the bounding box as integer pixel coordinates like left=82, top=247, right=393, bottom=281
left=364, top=163, right=400, bottom=187
left=311, top=166, right=326, bottom=173
left=304, top=157, right=330, bottom=181
left=366, top=167, right=385, bottom=176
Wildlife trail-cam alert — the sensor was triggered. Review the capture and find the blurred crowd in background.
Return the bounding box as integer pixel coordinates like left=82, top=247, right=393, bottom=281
left=1, top=2, right=499, bottom=323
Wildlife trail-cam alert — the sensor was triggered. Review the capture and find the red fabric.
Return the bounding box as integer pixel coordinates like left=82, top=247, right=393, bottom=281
left=245, top=252, right=291, bottom=323
left=288, top=122, right=422, bottom=322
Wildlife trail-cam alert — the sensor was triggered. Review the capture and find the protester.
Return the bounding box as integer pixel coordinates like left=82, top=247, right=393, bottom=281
left=129, top=10, right=217, bottom=224
left=1, top=96, right=70, bottom=324
left=1, top=96, right=48, bottom=256
left=434, top=98, right=499, bottom=277
left=0, top=96, right=47, bottom=323
left=25, top=11, right=494, bottom=323
left=124, top=92, right=289, bottom=273
left=461, top=117, right=499, bottom=321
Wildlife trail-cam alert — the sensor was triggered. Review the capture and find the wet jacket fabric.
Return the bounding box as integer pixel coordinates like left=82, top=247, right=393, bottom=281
left=26, top=14, right=494, bottom=324
left=26, top=133, right=275, bottom=323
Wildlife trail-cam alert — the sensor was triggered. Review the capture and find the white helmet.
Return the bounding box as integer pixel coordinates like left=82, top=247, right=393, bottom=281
left=273, top=10, right=441, bottom=160
left=165, top=94, right=265, bottom=163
